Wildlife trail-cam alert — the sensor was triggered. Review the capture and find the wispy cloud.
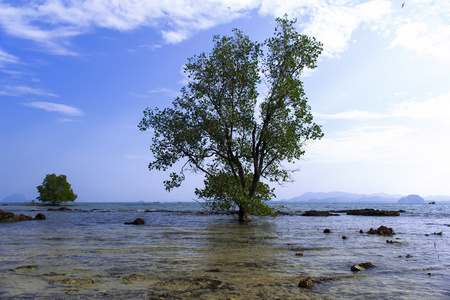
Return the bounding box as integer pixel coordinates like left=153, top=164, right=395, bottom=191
left=316, top=92, right=450, bottom=124
left=307, top=92, right=450, bottom=166
left=129, top=87, right=179, bottom=99
left=316, top=110, right=386, bottom=121
left=0, top=48, right=19, bottom=67
left=24, top=101, right=83, bottom=116
left=0, top=1, right=244, bottom=54
left=391, top=92, right=450, bottom=124
left=0, top=85, right=57, bottom=97
left=0, top=0, right=448, bottom=60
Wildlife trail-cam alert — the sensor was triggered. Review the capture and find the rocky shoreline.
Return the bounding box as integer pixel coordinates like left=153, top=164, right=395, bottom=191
left=0, top=209, right=46, bottom=222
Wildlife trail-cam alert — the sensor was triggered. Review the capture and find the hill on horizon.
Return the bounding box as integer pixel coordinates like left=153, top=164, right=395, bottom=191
left=280, top=191, right=450, bottom=203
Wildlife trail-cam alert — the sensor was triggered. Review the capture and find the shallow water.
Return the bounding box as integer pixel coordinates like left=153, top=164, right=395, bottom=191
left=0, top=202, right=449, bottom=299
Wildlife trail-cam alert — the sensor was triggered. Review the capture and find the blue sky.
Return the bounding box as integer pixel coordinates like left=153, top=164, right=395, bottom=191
left=1, top=0, right=449, bottom=202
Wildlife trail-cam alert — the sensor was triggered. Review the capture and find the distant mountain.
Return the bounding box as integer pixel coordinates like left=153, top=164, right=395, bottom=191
left=398, top=194, right=425, bottom=204
left=1, top=194, right=28, bottom=203
left=285, top=191, right=401, bottom=204
left=280, top=192, right=450, bottom=204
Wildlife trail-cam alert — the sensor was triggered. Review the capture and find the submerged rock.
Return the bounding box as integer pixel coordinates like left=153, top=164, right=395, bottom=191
left=323, top=228, right=332, bottom=233
left=9, top=265, right=38, bottom=272
left=34, top=213, right=46, bottom=220
left=302, top=210, right=338, bottom=216
left=351, top=262, right=376, bottom=272
left=0, top=209, right=43, bottom=223
left=124, top=218, right=146, bottom=225
left=47, top=207, right=72, bottom=211
left=341, top=209, right=401, bottom=216
left=367, top=226, right=395, bottom=236
left=298, top=276, right=315, bottom=288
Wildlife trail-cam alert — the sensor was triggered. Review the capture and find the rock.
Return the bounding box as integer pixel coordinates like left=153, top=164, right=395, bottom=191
left=301, top=210, right=338, bottom=216
left=343, top=209, right=400, bottom=216
left=342, top=236, right=348, bottom=240
left=406, top=254, right=413, bottom=258
left=10, top=265, right=38, bottom=272
left=206, top=268, right=221, bottom=272
left=47, top=207, right=72, bottom=211
left=351, top=265, right=365, bottom=272
left=351, top=262, right=376, bottom=272
left=367, top=225, right=395, bottom=236
left=124, top=218, right=145, bottom=225
left=359, top=229, right=364, bottom=233
left=386, top=240, right=402, bottom=244
left=0, top=209, right=38, bottom=222
left=298, top=277, right=315, bottom=288
left=323, top=228, right=332, bottom=233
left=295, top=253, right=304, bottom=256
left=359, top=262, right=376, bottom=269
left=433, top=232, right=443, bottom=236
left=34, top=213, right=46, bottom=220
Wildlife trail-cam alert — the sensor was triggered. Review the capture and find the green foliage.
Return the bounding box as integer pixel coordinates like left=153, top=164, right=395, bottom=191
left=139, top=16, right=323, bottom=220
left=36, top=173, right=77, bottom=204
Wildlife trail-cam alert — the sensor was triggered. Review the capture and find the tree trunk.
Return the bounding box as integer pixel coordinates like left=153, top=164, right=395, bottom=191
left=238, top=206, right=250, bottom=222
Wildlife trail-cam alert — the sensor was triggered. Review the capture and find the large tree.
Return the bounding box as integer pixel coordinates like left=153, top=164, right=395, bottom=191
left=139, top=16, right=323, bottom=221
left=37, top=173, right=77, bottom=205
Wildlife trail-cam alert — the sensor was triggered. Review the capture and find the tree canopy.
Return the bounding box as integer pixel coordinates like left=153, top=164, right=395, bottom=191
left=36, top=173, right=77, bottom=205
left=139, top=16, right=323, bottom=221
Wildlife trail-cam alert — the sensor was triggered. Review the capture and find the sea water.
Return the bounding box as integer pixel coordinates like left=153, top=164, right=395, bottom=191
left=0, top=202, right=449, bottom=299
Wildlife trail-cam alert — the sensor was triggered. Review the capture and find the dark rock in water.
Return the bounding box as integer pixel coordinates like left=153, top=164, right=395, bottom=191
left=10, top=265, right=38, bottom=272
left=406, top=254, right=413, bottom=258
left=386, top=240, right=402, bottom=244
left=205, top=268, right=221, bottom=272
left=298, top=276, right=315, bottom=288
left=433, top=232, right=443, bottom=236
left=295, top=252, right=304, bottom=256
left=342, top=235, right=348, bottom=240
left=323, top=228, right=332, bottom=233
left=359, top=229, right=364, bottom=233
left=47, top=207, right=72, bottom=211
left=34, top=213, right=46, bottom=220
left=0, top=209, right=41, bottom=222
left=351, top=265, right=365, bottom=272
left=367, top=226, right=395, bottom=236
left=359, top=262, right=376, bottom=269
left=302, top=210, right=338, bottom=216
left=125, top=218, right=145, bottom=225
left=351, top=262, right=375, bottom=272
left=342, top=209, right=400, bottom=216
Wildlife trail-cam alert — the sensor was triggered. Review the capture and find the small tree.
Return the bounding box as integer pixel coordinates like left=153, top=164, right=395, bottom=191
left=37, top=173, right=77, bottom=205
left=139, top=16, right=323, bottom=221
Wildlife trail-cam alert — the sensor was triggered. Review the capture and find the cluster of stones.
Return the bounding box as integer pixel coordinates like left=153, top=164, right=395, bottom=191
left=0, top=209, right=46, bottom=222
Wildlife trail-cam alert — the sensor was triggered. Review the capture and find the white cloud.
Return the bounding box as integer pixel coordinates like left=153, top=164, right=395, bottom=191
left=24, top=101, right=83, bottom=116
left=305, top=125, right=417, bottom=164
left=307, top=92, right=450, bottom=167
left=0, top=85, right=57, bottom=97
left=0, top=48, right=19, bottom=67
left=387, top=1, right=450, bottom=61
left=316, top=92, right=450, bottom=123
left=0, top=0, right=250, bottom=54
left=259, top=0, right=393, bottom=57
left=0, top=0, right=447, bottom=61
left=316, top=110, right=386, bottom=121
left=391, top=92, right=450, bottom=124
